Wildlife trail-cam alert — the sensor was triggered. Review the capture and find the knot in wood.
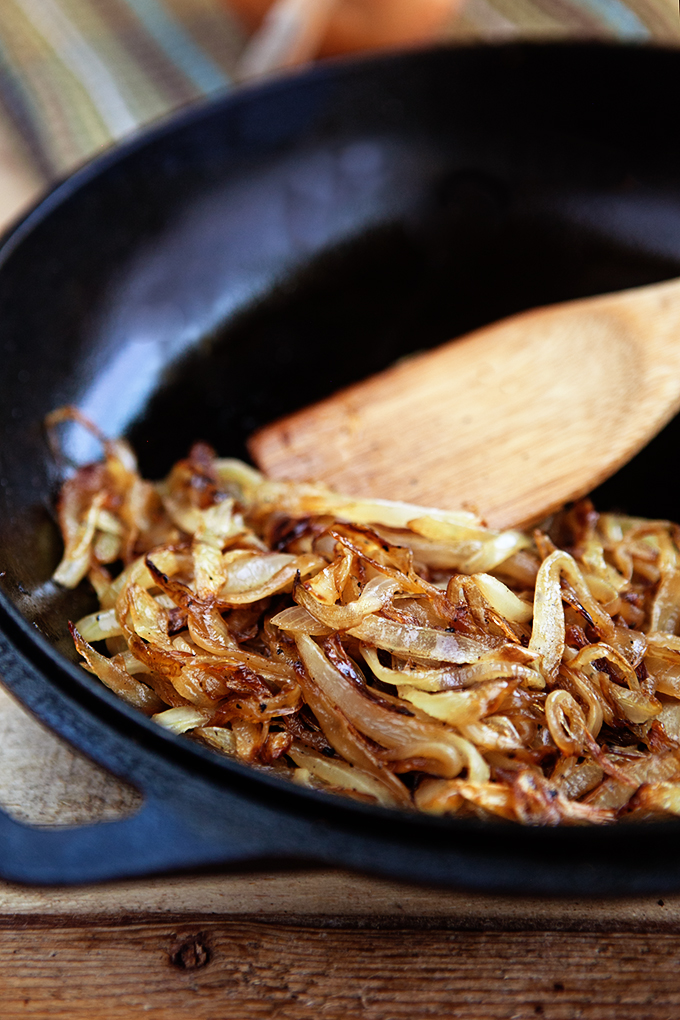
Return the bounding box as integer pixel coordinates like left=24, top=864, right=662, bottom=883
left=169, top=933, right=210, bottom=970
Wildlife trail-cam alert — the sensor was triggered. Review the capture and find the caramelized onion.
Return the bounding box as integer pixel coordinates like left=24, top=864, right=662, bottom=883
left=296, top=633, right=467, bottom=779
left=51, top=409, right=680, bottom=824
left=348, top=614, right=501, bottom=663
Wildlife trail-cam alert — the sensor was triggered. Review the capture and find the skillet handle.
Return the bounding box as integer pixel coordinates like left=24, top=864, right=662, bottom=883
left=0, top=789, right=272, bottom=885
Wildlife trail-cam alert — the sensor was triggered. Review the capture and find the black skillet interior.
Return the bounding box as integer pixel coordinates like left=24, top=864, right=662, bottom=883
left=2, top=42, right=680, bottom=891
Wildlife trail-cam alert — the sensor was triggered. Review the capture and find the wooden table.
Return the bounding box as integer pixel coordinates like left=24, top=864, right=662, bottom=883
left=0, top=681, right=679, bottom=1019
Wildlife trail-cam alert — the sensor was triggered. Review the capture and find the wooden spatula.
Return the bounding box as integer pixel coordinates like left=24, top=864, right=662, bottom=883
left=249, top=277, right=680, bottom=529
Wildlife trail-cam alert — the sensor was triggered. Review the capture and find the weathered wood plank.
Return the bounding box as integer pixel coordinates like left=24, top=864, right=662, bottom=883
left=0, top=923, right=676, bottom=1020
left=0, top=687, right=141, bottom=828
left=0, top=866, right=678, bottom=933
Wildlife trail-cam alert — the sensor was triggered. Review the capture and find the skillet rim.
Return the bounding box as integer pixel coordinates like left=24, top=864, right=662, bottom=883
left=3, top=39, right=680, bottom=882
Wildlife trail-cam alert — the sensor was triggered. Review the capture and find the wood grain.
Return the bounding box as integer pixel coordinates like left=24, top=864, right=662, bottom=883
left=0, top=687, right=140, bottom=828
left=250, top=278, right=680, bottom=528
left=0, top=923, right=679, bottom=1019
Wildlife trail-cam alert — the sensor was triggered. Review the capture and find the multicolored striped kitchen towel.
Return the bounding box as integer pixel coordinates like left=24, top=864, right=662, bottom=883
left=452, top=0, right=679, bottom=44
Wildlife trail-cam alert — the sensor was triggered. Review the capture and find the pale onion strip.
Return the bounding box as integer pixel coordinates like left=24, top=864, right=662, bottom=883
left=631, top=783, right=680, bottom=816
left=196, top=726, right=237, bottom=755
left=296, top=634, right=465, bottom=779
left=406, top=517, right=531, bottom=571
left=194, top=499, right=242, bottom=548
left=647, top=653, right=680, bottom=696
left=53, top=493, right=105, bottom=588
left=586, top=752, right=680, bottom=811
left=361, top=645, right=462, bottom=692
left=124, top=475, right=160, bottom=536
left=270, top=606, right=333, bottom=636
left=361, top=645, right=543, bottom=692
left=295, top=575, right=401, bottom=631
left=324, top=496, right=481, bottom=530
left=104, top=547, right=191, bottom=610
left=125, top=584, right=175, bottom=651
left=648, top=633, right=680, bottom=655
left=570, top=642, right=640, bottom=691
left=599, top=676, right=662, bottom=724
left=406, top=516, right=495, bottom=544
left=156, top=484, right=203, bottom=535
left=192, top=542, right=234, bottom=597
left=494, top=549, right=540, bottom=587
left=71, top=627, right=163, bottom=714
left=213, top=458, right=265, bottom=499
left=396, top=518, right=529, bottom=573
left=459, top=717, right=525, bottom=753
left=187, top=603, right=239, bottom=654
left=581, top=537, right=628, bottom=595
left=115, top=649, right=151, bottom=674
left=472, top=573, right=533, bottom=623
left=652, top=571, right=680, bottom=632
left=167, top=664, right=223, bottom=709
left=585, top=573, right=619, bottom=606
left=287, top=743, right=401, bottom=808
left=529, top=553, right=567, bottom=679
left=657, top=701, right=680, bottom=742
left=230, top=719, right=264, bottom=762
left=375, top=529, right=482, bottom=571
left=291, top=641, right=411, bottom=804
left=152, top=706, right=210, bottom=734
left=380, top=736, right=489, bottom=783
left=430, top=734, right=490, bottom=784
left=94, top=506, right=124, bottom=535
left=348, top=614, right=500, bottom=664
left=413, top=778, right=464, bottom=815
left=409, top=733, right=489, bottom=782
left=463, top=531, right=531, bottom=574
left=529, top=550, right=614, bottom=680
left=220, top=552, right=301, bottom=593
left=397, top=682, right=512, bottom=730
left=219, top=556, right=323, bottom=604
left=545, top=690, right=589, bottom=756
left=550, top=757, right=604, bottom=801
left=562, top=668, right=604, bottom=737
left=75, top=607, right=122, bottom=641
left=416, top=778, right=516, bottom=820
left=253, top=480, right=483, bottom=530
left=307, top=549, right=353, bottom=604
left=93, top=531, right=120, bottom=564
left=609, top=626, right=648, bottom=668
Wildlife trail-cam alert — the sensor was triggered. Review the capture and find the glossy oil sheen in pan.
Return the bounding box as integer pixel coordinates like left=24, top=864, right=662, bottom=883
left=1, top=42, right=680, bottom=891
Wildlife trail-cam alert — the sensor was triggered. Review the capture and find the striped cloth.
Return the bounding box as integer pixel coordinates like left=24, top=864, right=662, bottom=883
left=451, top=0, right=679, bottom=43
left=0, top=0, right=678, bottom=224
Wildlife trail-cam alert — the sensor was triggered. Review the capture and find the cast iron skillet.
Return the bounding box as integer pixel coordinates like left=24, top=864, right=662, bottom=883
left=2, top=42, right=680, bottom=893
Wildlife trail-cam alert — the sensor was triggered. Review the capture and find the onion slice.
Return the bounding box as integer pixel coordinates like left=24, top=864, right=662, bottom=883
left=348, top=614, right=501, bottom=663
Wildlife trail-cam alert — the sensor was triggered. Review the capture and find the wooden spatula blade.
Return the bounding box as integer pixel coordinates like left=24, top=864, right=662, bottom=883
left=249, top=279, right=680, bottom=528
